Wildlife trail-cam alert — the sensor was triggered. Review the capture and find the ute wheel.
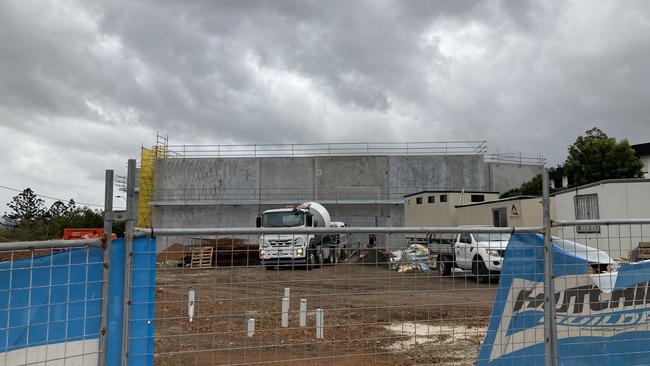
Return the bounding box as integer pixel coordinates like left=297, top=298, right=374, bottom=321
left=472, top=257, right=491, bottom=284
left=437, top=255, right=452, bottom=276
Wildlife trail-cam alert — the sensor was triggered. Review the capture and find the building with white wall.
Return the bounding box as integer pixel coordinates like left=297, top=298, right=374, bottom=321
left=404, top=178, right=650, bottom=259
left=552, top=179, right=650, bottom=259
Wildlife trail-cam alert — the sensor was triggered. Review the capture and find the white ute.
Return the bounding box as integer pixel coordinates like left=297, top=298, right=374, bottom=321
left=432, top=227, right=510, bottom=283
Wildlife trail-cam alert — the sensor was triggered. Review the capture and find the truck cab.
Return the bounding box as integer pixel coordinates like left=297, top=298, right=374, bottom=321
left=256, top=202, right=330, bottom=269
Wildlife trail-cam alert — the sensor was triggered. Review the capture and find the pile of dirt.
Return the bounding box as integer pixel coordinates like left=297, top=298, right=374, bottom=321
left=158, top=239, right=260, bottom=267
left=156, top=243, right=187, bottom=263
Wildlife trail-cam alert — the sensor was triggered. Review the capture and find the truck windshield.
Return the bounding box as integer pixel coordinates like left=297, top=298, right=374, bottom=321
left=473, top=233, right=511, bottom=242
left=262, top=211, right=305, bottom=227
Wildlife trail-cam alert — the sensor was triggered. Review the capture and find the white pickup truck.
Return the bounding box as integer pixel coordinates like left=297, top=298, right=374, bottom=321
left=431, top=228, right=510, bottom=283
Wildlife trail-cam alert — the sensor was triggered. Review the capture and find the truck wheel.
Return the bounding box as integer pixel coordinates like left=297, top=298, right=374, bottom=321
left=307, top=250, right=317, bottom=270
left=472, top=257, right=490, bottom=284
left=326, top=248, right=337, bottom=265
left=437, top=255, right=452, bottom=276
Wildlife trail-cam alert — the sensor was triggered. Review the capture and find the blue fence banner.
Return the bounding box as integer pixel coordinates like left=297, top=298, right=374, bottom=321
left=478, top=233, right=650, bottom=365
left=0, top=247, right=103, bottom=365
left=127, top=236, right=156, bottom=366
left=107, top=238, right=125, bottom=366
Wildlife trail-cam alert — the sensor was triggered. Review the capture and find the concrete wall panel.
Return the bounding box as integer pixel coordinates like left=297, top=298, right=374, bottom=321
left=315, top=156, right=389, bottom=200
left=388, top=156, right=486, bottom=200
left=486, top=163, right=541, bottom=193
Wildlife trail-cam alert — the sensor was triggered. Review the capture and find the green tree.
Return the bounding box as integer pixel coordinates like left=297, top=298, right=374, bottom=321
left=564, top=128, right=643, bottom=187
left=2, top=188, right=46, bottom=229
left=47, top=204, right=104, bottom=239
left=500, top=173, right=545, bottom=198
left=2, top=189, right=110, bottom=240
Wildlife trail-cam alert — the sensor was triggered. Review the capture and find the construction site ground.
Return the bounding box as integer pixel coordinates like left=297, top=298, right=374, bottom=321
left=154, top=263, right=497, bottom=365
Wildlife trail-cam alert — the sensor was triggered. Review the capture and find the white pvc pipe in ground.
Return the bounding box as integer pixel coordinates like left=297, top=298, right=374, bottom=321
left=299, top=299, right=307, bottom=327
left=281, top=297, right=289, bottom=328
left=247, top=318, right=255, bottom=337
left=188, top=288, right=195, bottom=323
left=316, top=309, right=324, bottom=339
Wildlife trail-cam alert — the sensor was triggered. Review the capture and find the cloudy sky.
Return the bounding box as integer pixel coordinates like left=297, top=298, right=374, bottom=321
left=1, top=0, right=649, bottom=211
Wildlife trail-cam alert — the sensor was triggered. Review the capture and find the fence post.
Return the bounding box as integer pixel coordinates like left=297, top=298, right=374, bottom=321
left=122, top=159, right=136, bottom=365
left=101, top=170, right=114, bottom=366
left=542, top=168, right=558, bottom=366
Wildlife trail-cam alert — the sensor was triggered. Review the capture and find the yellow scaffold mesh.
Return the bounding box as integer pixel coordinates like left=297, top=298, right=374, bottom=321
left=138, top=147, right=155, bottom=227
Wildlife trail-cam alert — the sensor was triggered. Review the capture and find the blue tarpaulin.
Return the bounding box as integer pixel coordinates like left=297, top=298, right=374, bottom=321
left=128, top=236, right=156, bottom=366
left=0, top=247, right=103, bottom=363
left=478, top=233, right=650, bottom=365
left=0, top=236, right=156, bottom=365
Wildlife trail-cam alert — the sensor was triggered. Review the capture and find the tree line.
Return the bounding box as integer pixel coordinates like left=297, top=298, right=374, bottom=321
left=501, top=128, right=644, bottom=198
left=1, top=188, right=124, bottom=241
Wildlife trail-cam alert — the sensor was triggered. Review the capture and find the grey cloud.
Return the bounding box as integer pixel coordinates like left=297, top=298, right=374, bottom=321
left=1, top=0, right=650, bottom=208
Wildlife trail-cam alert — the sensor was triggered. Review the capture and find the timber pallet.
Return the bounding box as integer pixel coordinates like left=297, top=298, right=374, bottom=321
left=190, top=246, right=214, bottom=268
left=636, top=242, right=650, bottom=261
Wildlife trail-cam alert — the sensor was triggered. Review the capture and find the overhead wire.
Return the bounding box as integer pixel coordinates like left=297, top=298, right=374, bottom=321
left=0, top=184, right=105, bottom=208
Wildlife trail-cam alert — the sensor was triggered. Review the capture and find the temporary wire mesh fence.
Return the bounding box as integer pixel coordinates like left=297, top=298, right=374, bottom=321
left=544, top=221, right=650, bottom=365
left=0, top=239, right=106, bottom=366
left=3, top=222, right=650, bottom=365
left=144, top=227, right=540, bottom=365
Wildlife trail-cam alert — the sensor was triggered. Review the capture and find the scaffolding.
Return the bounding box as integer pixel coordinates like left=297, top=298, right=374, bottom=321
left=138, top=133, right=168, bottom=227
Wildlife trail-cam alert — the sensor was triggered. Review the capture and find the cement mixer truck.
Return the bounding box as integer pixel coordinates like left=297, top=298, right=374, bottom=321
left=256, top=202, right=345, bottom=269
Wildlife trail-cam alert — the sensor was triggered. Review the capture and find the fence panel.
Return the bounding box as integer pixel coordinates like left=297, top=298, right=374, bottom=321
left=143, top=227, right=535, bottom=365
left=548, top=221, right=650, bottom=364
left=0, top=239, right=106, bottom=366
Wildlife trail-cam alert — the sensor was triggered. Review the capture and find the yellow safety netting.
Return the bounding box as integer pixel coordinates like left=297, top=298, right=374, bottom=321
left=138, top=147, right=155, bottom=227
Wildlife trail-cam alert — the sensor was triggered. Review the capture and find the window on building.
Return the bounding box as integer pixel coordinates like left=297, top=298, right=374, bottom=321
left=575, top=194, right=600, bottom=233
left=492, top=207, right=508, bottom=227
left=440, top=194, right=447, bottom=203
left=416, top=197, right=423, bottom=204
left=471, top=194, right=485, bottom=203
left=428, top=195, right=435, bottom=203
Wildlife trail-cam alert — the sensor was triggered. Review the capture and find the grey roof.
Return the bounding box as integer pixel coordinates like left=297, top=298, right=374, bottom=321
left=551, top=178, right=650, bottom=196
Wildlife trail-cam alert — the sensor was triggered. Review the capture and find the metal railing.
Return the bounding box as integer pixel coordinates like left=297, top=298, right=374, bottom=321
left=484, top=151, right=546, bottom=165
left=165, top=141, right=489, bottom=158
left=161, top=141, right=544, bottom=165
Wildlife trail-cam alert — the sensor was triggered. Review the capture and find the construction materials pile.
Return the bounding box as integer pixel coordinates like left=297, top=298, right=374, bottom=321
left=156, top=238, right=260, bottom=268
left=389, top=244, right=433, bottom=272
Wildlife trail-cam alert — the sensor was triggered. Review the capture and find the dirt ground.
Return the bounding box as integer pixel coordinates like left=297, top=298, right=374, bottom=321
left=153, top=262, right=497, bottom=366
